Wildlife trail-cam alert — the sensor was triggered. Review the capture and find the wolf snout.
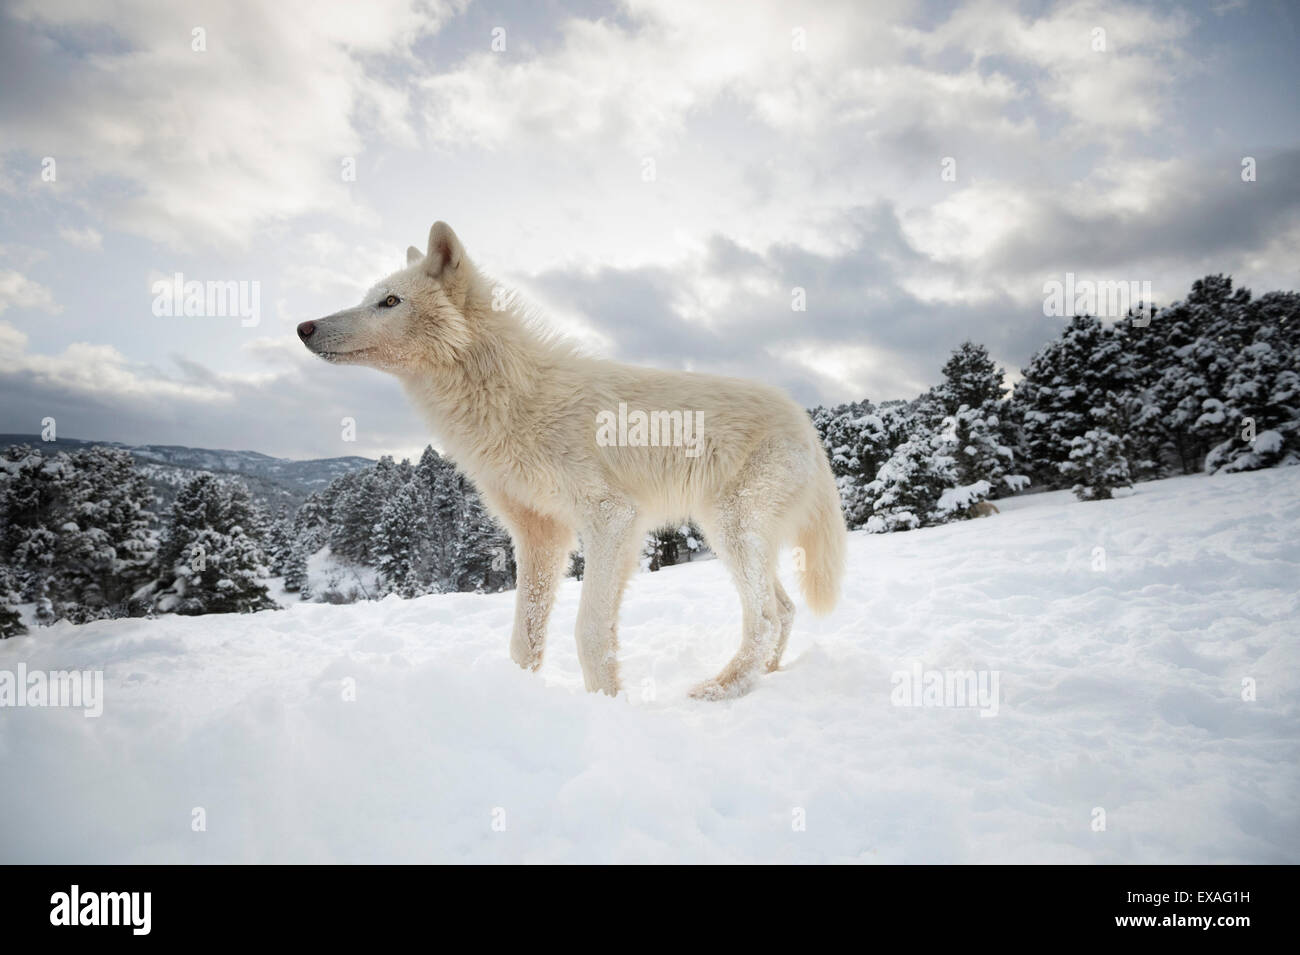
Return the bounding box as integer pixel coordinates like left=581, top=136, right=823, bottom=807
left=296, top=320, right=316, bottom=341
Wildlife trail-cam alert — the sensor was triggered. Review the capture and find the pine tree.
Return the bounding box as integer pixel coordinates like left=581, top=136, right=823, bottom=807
left=282, top=534, right=310, bottom=597
left=453, top=481, right=514, bottom=593
left=155, top=475, right=275, bottom=615
left=1067, top=428, right=1133, bottom=501
left=642, top=523, right=701, bottom=570
left=327, top=471, right=371, bottom=563
left=55, top=447, right=156, bottom=618
left=930, top=342, right=1023, bottom=497
left=292, top=490, right=331, bottom=557
left=863, top=429, right=958, bottom=533
left=811, top=399, right=904, bottom=529
left=1009, top=314, right=1134, bottom=489
left=1123, top=276, right=1254, bottom=474
left=265, top=515, right=294, bottom=577
left=425, top=450, right=464, bottom=590
left=206, top=526, right=277, bottom=614
left=932, top=341, right=1007, bottom=418
left=940, top=405, right=1016, bottom=499
left=158, top=473, right=226, bottom=575
left=0, top=445, right=156, bottom=623
left=568, top=550, right=585, bottom=580
left=1200, top=294, right=1300, bottom=472
left=374, top=481, right=432, bottom=598
left=0, top=565, right=25, bottom=638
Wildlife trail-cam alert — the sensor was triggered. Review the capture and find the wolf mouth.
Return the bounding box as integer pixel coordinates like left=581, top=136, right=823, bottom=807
left=315, top=347, right=376, bottom=362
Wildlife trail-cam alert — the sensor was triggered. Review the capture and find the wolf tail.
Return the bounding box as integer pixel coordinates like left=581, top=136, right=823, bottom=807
left=794, top=449, right=847, bottom=616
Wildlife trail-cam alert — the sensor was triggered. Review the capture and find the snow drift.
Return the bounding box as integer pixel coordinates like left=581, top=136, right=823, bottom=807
left=1, top=467, right=1297, bottom=863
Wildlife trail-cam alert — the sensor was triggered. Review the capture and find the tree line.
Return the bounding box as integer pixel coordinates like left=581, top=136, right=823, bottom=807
left=2, top=273, right=1295, bottom=635
left=813, top=274, right=1297, bottom=532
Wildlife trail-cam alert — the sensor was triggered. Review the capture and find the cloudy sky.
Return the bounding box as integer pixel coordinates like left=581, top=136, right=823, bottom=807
left=1, top=0, right=1297, bottom=461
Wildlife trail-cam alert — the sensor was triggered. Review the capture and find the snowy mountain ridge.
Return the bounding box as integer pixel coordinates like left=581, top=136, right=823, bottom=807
left=0, top=434, right=374, bottom=502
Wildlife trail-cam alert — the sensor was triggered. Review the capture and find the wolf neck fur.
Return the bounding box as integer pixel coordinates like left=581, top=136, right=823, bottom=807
left=402, top=283, right=559, bottom=475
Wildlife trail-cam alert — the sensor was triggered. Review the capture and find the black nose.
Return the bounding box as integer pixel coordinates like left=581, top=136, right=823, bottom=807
left=297, top=321, right=316, bottom=340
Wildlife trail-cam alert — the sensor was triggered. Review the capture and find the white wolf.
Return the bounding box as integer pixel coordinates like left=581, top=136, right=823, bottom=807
left=298, top=222, right=845, bottom=699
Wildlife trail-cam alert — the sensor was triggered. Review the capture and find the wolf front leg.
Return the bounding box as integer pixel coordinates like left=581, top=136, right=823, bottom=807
left=574, top=501, right=641, bottom=696
left=498, top=501, right=573, bottom=672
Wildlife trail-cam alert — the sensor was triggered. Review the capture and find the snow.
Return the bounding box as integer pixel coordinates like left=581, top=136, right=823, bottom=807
left=1254, top=430, right=1284, bottom=455
left=2, top=467, right=1297, bottom=863
left=936, top=480, right=991, bottom=514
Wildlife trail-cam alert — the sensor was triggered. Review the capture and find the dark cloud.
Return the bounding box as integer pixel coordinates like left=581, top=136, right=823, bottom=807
left=530, top=203, right=1054, bottom=406
left=987, top=150, right=1300, bottom=280
left=0, top=354, right=425, bottom=461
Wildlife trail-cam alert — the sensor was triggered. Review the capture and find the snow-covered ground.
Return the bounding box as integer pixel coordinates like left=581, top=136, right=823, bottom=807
left=2, top=468, right=1297, bottom=863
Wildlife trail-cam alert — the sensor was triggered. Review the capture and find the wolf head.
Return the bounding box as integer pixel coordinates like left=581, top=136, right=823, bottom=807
left=297, top=221, right=479, bottom=372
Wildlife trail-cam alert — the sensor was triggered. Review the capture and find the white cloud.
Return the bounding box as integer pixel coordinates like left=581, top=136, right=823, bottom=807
left=0, top=319, right=225, bottom=401
left=1, top=0, right=1295, bottom=454
left=57, top=225, right=103, bottom=251
left=899, top=0, right=1194, bottom=139
left=0, top=269, right=60, bottom=314
left=2, top=0, right=462, bottom=248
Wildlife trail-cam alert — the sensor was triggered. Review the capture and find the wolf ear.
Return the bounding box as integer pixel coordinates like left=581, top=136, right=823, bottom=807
left=406, top=245, right=423, bottom=266
left=425, top=221, right=463, bottom=280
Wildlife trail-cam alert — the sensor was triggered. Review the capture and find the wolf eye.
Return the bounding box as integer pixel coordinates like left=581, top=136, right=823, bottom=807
left=381, top=295, right=400, bottom=307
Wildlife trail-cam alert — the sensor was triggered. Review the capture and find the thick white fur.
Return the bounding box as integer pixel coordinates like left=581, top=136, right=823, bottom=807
left=302, top=222, right=846, bottom=699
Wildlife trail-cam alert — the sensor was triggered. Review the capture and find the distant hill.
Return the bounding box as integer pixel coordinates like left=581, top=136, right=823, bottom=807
left=0, top=435, right=375, bottom=515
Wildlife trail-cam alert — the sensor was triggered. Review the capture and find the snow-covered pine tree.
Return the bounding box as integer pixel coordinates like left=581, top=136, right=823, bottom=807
left=1201, top=291, right=1300, bottom=472
left=11, top=527, right=56, bottom=604
left=452, top=480, right=514, bottom=593
left=265, top=515, right=294, bottom=577
left=810, top=399, right=904, bottom=529
left=374, top=480, right=432, bottom=598
left=1126, top=276, right=1253, bottom=474
left=567, top=550, right=585, bottom=580
left=0, top=445, right=58, bottom=564
left=157, top=473, right=225, bottom=575
left=55, top=446, right=157, bottom=619
left=642, top=523, right=702, bottom=570
left=281, top=533, right=310, bottom=597
left=155, top=474, right=275, bottom=615
left=1066, top=428, right=1133, bottom=501
left=356, top=456, right=401, bottom=565
left=34, top=581, right=56, bottom=627
left=326, top=470, right=371, bottom=563
left=1109, top=302, right=1167, bottom=481
left=0, top=445, right=156, bottom=623
left=0, top=447, right=62, bottom=616
left=940, top=405, right=1014, bottom=501
left=0, top=564, right=25, bottom=638
left=864, top=428, right=958, bottom=533
left=206, top=525, right=277, bottom=614
left=930, top=342, right=1023, bottom=498
left=418, top=446, right=462, bottom=590
left=223, top=480, right=269, bottom=548
left=292, top=489, right=331, bottom=559
left=932, top=341, right=1007, bottom=418
left=1009, top=314, right=1133, bottom=489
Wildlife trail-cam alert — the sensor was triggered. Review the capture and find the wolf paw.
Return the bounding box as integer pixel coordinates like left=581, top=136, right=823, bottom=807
left=509, top=639, right=543, bottom=672
left=688, top=675, right=755, bottom=701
